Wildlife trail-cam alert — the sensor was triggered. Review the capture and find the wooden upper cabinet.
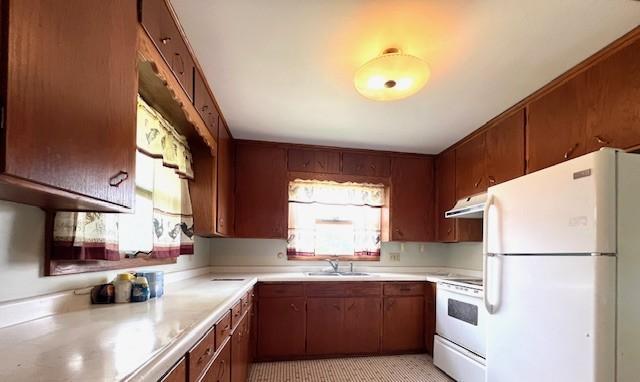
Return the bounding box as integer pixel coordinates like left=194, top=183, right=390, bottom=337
left=389, top=156, right=434, bottom=242
left=235, top=144, right=287, bottom=238
left=1, top=0, right=137, bottom=210
left=583, top=38, right=640, bottom=152
left=140, top=0, right=194, bottom=100
left=342, top=153, right=391, bottom=178
left=194, top=70, right=220, bottom=139
left=455, top=133, right=487, bottom=198
left=435, top=151, right=456, bottom=242
left=216, top=120, right=234, bottom=236
left=288, top=148, right=340, bottom=174
left=189, top=141, right=217, bottom=236
left=485, top=109, right=525, bottom=186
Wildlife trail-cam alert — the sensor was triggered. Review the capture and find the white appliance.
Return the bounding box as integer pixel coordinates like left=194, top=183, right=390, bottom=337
left=434, top=279, right=486, bottom=382
left=445, top=193, right=487, bottom=219
left=483, top=148, right=640, bottom=382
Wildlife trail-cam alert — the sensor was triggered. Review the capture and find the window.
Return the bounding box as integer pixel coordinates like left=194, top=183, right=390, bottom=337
left=287, top=180, right=384, bottom=260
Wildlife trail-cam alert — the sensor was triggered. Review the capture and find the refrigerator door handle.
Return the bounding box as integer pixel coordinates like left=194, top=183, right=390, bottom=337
left=483, top=194, right=496, bottom=314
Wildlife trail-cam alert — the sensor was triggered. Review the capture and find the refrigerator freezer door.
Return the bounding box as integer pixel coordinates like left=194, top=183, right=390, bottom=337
left=487, top=149, right=616, bottom=255
left=486, top=255, right=616, bottom=382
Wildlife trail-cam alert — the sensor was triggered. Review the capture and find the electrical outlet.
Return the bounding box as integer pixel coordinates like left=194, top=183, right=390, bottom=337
left=389, top=252, right=401, bottom=262
left=419, top=244, right=425, bottom=253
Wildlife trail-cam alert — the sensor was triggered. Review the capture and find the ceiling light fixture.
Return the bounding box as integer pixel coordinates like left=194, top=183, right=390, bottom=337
left=354, top=48, right=430, bottom=101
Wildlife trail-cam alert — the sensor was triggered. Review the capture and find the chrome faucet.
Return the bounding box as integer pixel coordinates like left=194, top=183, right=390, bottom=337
left=325, top=259, right=339, bottom=273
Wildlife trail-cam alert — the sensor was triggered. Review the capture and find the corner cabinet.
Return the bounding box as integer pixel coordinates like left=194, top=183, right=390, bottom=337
left=234, top=143, right=288, bottom=239
left=0, top=0, right=138, bottom=211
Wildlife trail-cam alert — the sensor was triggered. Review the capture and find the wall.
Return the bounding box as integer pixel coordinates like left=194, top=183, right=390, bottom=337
left=0, top=201, right=211, bottom=303
left=209, top=237, right=482, bottom=271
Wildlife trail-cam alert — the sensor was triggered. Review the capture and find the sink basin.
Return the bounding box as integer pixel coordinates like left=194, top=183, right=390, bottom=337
left=338, top=272, right=371, bottom=276
left=306, top=272, right=340, bottom=276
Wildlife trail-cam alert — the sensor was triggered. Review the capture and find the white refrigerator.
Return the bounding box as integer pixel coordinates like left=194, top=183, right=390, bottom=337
left=483, top=148, right=640, bottom=382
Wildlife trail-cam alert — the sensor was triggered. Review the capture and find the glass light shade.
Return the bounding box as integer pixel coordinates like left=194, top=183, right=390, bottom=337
left=354, top=50, right=430, bottom=101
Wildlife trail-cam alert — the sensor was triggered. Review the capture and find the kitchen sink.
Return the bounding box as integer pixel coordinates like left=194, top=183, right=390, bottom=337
left=305, top=271, right=371, bottom=277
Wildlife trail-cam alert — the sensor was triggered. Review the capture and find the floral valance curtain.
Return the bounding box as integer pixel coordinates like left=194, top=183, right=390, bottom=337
left=52, top=97, right=195, bottom=261
left=287, top=180, right=384, bottom=259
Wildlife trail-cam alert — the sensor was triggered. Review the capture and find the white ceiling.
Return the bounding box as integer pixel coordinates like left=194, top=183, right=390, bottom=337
left=171, top=0, right=640, bottom=154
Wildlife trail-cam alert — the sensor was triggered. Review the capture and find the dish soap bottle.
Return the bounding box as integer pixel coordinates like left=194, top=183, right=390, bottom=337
left=114, top=273, right=134, bottom=303
left=131, top=275, right=150, bottom=303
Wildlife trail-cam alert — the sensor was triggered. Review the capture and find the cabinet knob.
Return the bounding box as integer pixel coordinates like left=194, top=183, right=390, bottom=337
left=473, top=177, right=483, bottom=188
left=218, top=360, right=226, bottom=379
left=447, top=227, right=452, bottom=235
left=160, top=37, right=171, bottom=44
left=109, top=171, right=129, bottom=187
left=594, top=135, right=610, bottom=145
left=488, top=175, right=496, bottom=184
left=563, top=143, right=579, bottom=160
left=395, top=228, right=403, bottom=237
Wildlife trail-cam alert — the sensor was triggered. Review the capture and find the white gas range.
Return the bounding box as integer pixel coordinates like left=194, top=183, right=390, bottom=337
left=433, top=278, right=486, bottom=382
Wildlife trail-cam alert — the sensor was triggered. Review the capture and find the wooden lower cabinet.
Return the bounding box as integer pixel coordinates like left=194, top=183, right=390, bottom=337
left=202, top=340, right=231, bottom=382
left=343, top=297, right=382, bottom=354
left=424, top=283, right=437, bottom=354
left=257, top=296, right=306, bottom=359
left=381, top=296, right=425, bottom=353
left=307, top=298, right=344, bottom=355
left=160, top=357, right=187, bottom=382
left=231, top=313, right=251, bottom=382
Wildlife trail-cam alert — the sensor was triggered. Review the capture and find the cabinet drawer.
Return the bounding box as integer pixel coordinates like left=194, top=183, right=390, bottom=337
left=194, top=70, right=219, bottom=138
left=342, top=153, right=391, bottom=177
left=160, top=357, right=186, bottom=382
left=259, top=283, right=304, bottom=298
left=384, top=282, right=425, bottom=296
left=304, top=282, right=382, bottom=297
left=140, top=0, right=194, bottom=100
left=242, top=289, right=253, bottom=311
left=231, top=300, right=243, bottom=329
left=215, top=311, right=232, bottom=347
left=188, top=327, right=216, bottom=382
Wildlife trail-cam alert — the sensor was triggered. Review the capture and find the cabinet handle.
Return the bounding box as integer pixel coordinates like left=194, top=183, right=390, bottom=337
left=201, top=104, right=209, bottom=112
left=317, top=161, right=325, bottom=169
left=160, top=36, right=171, bottom=44
left=488, top=175, right=496, bottom=184
left=564, top=143, right=579, bottom=160
left=473, top=177, right=483, bottom=188
left=218, top=360, right=226, bottom=379
left=346, top=303, right=355, bottom=311
left=290, top=304, right=299, bottom=312
left=386, top=300, right=395, bottom=310
left=109, top=171, right=129, bottom=187
left=595, top=135, right=610, bottom=145
left=303, top=160, right=310, bottom=167
left=447, top=227, right=452, bottom=235
left=356, top=164, right=363, bottom=171
left=197, top=346, right=213, bottom=364
left=174, top=53, right=185, bottom=75
left=395, top=228, right=403, bottom=237
left=332, top=304, right=341, bottom=311
left=370, top=164, right=376, bottom=170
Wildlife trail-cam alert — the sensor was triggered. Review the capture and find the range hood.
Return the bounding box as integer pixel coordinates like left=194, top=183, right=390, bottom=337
left=445, top=192, right=487, bottom=219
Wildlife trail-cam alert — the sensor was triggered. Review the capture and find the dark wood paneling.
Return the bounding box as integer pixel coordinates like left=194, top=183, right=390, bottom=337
left=140, top=0, right=194, bottom=100
left=304, top=282, right=382, bottom=298
left=288, top=148, right=340, bottom=174
left=257, top=297, right=306, bottom=359
left=234, top=144, right=288, bottom=238
left=307, top=298, right=344, bottom=355
left=344, top=297, right=382, bottom=354
left=5, top=0, right=137, bottom=209
left=160, top=357, right=187, bottom=382
left=194, top=69, right=219, bottom=138
left=389, top=156, right=434, bottom=242
left=381, top=296, right=425, bottom=353
left=342, top=153, right=391, bottom=177
left=485, top=109, right=525, bottom=186
left=216, top=120, right=234, bottom=236
left=455, top=133, right=486, bottom=198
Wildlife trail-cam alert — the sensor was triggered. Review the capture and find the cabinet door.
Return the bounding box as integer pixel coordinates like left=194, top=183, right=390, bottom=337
left=231, top=314, right=249, bottom=382
left=527, top=79, right=588, bottom=173
left=288, top=149, right=340, bottom=174
left=485, top=109, right=525, bottom=186
left=455, top=133, right=487, bottom=198
left=390, top=157, right=434, bottom=242
left=435, top=151, right=456, bottom=242
left=381, top=296, right=425, bottom=353
left=424, top=283, right=437, bottom=355
left=344, top=297, right=382, bottom=354
left=235, top=144, right=287, bottom=238
left=160, top=357, right=187, bottom=382
left=4, top=0, right=137, bottom=209
left=202, top=340, right=231, bottom=382
left=194, top=70, right=219, bottom=139
left=307, top=298, right=344, bottom=355
left=216, top=121, right=234, bottom=236
left=257, top=297, right=306, bottom=359
left=583, top=38, right=640, bottom=152
left=189, top=141, right=216, bottom=236
left=342, top=153, right=391, bottom=177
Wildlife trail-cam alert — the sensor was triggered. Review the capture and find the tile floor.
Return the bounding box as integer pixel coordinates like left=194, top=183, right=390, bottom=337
left=248, top=354, right=453, bottom=382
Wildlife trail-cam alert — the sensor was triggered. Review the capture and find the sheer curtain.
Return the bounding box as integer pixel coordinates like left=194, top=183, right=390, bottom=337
left=287, top=179, right=384, bottom=259
left=52, top=97, right=195, bottom=261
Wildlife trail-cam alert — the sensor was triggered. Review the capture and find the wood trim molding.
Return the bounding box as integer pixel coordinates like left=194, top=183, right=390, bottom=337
left=440, top=25, right=640, bottom=155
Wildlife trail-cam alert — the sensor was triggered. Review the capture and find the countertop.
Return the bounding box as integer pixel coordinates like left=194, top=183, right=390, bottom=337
left=0, top=269, right=476, bottom=382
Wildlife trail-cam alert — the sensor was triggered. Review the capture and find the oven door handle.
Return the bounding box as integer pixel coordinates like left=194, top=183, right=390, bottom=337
left=483, top=194, right=496, bottom=314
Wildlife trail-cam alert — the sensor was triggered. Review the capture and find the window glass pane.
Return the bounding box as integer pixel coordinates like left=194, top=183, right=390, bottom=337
left=314, top=220, right=354, bottom=256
